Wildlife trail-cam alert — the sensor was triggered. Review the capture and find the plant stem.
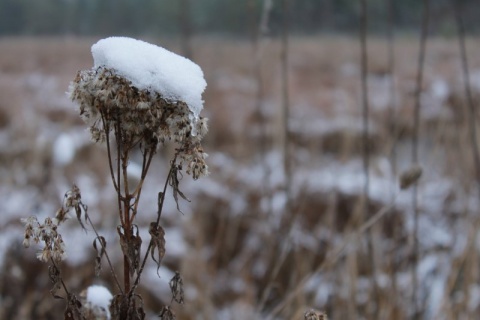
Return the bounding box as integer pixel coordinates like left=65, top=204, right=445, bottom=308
left=411, top=0, right=429, bottom=316
left=129, top=157, right=176, bottom=295
left=122, top=148, right=132, bottom=293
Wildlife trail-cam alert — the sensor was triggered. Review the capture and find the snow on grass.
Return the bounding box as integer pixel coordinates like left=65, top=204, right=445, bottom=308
left=91, top=37, right=206, bottom=119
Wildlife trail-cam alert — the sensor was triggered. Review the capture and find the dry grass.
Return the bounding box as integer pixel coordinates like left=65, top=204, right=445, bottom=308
left=1, top=35, right=480, bottom=319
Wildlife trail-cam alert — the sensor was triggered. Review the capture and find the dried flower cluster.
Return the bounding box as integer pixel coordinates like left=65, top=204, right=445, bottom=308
left=22, top=216, right=67, bottom=263
left=69, top=67, right=209, bottom=179
left=22, top=185, right=88, bottom=263
left=304, top=309, right=328, bottom=320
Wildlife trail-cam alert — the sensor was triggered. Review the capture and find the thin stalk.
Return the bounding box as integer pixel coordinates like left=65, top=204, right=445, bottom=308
left=450, top=8, right=480, bottom=317
left=114, top=114, right=132, bottom=294
left=452, top=0, right=480, bottom=185
left=359, top=0, right=380, bottom=316
left=257, top=0, right=291, bottom=312
left=411, top=0, right=430, bottom=316
left=50, top=259, right=70, bottom=296
left=85, top=213, right=124, bottom=294
left=129, top=157, right=177, bottom=295
left=101, top=116, right=119, bottom=193
left=386, top=0, right=399, bottom=310
left=115, top=117, right=123, bottom=222
left=387, top=0, right=397, bottom=179
left=179, top=0, right=193, bottom=60
left=281, top=0, right=291, bottom=205
left=253, top=0, right=273, bottom=191
left=131, top=148, right=155, bottom=222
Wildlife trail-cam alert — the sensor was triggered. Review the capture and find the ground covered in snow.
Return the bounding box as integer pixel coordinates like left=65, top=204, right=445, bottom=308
left=1, top=36, right=480, bottom=319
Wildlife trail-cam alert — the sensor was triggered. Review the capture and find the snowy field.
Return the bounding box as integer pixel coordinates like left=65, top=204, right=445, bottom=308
left=1, top=36, right=480, bottom=319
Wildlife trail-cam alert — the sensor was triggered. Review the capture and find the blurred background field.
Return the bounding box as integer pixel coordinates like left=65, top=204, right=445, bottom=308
left=2, top=1, right=480, bottom=319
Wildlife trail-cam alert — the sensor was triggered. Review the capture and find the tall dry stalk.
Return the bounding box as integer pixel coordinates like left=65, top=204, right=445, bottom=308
left=359, top=0, right=380, bottom=317
left=450, top=4, right=480, bottom=318
left=281, top=0, right=292, bottom=206
left=179, top=0, right=193, bottom=60
left=452, top=0, right=480, bottom=185
left=257, top=0, right=293, bottom=312
left=411, top=0, right=430, bottom=317
left=386, top=0, right=400, bottom=314
left=252, top=0, right=273, bottom=202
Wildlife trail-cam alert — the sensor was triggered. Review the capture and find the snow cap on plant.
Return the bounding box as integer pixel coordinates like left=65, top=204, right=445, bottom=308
left=80, top=284, right=113, bottom=320
left=68, top=37, right=209, bottom=179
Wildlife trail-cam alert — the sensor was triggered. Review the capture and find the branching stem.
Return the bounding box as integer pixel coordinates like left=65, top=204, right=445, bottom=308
left=129, top=155, right=177, bottom=295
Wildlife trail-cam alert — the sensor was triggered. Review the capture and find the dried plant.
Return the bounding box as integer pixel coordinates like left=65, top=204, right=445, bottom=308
left=21, top=39, right=208, bottom=319
left=304, top=309, right=328, bottom=320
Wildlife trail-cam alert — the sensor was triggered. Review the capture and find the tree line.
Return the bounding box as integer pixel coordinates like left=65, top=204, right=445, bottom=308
left=0, top=0, right=478, bottom=37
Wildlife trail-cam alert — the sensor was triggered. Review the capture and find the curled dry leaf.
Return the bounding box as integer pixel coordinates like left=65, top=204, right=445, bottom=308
left=110, top=294, right=145, bottom=320
left=169, top=271, right=184, bottom=305
left=48, top=265, right=63, bottom=300
left=159, top=305, right=176, bottom=320
left=169, top=164, right=190, bottom=213
left=118, top=225, right=142, bottom=276
left=64, top=293, right=84, bottom=320
left=93, top=236, right=107, bottom=276
left=149, top=222, right=166, bottom=275
left=110, top=294, right=126, bottom=320
left=400, top=165, right=423, bottom=190
left=65, top=185, right=89, bottom=231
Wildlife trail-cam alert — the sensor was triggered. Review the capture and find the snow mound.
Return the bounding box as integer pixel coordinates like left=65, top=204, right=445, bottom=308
left=91, top=37, right=206, bottom=119
left=86, top=285, right=113, bottom=319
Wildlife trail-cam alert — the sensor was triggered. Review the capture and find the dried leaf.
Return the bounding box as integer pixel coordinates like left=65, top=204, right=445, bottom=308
left=64, top=294, right=83, bottom=320
left=149, top=222, right=166, bottom=275
left=131, top=294, right=146, bottom=320
left=159, top=306, right=176, bottom=320
left=117, top=225, right=142, bottom=276
left=169, top=271, right=184, bottom=305
left=109, top=294, right=125, bottom=320
left=55, top=207, right=68, bottom=225
left=169, top=165, right=190, bottom=213
left=93, top=236, right=107, bottom=276
left=64, top=307, right=75, bottom=320
left=64, top=185, right=89, bottom=230
left=110, top=294, right=145, bottom=320
left=70, top=204, right=86, bottom=232
left=48, top=265, right=63, bottom=299
left=400, top=165, right=423, bottom=190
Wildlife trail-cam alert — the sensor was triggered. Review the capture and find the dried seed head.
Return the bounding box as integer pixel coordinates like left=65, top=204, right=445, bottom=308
left=54, top=207, right=68, bottom=225
left=22, top=215, right=67, bottom=263
left=69, top=66, right=209, bottom=179
left=304, top=309, right=328, bottom=320
left=64, top=184, right=81, bottom=209
left=21, top=216, right=40, bottom=248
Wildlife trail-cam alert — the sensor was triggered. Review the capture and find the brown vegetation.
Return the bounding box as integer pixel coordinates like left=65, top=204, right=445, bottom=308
left=1, top=35, right=480, bottom=319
